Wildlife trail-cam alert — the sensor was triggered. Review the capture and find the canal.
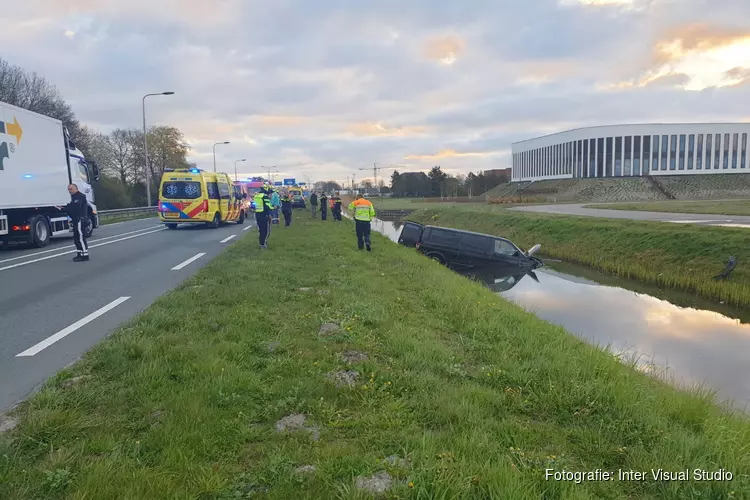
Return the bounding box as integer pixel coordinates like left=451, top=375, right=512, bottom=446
left=371, top=217, right=750, bottom=412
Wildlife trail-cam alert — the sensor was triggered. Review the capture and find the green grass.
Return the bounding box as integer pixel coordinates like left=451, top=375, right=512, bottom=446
left=2, top=219, right=750, bottom=499
left=586, top=200, right=750, bottom=216
left=369, top=197, right=485, bottom=211
left=407, top=207, right=750, bottom=309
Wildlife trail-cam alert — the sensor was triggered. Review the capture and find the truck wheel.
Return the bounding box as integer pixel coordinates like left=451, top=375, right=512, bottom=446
left=208, top=213, right=221, bottom=228
left=166, top=223, right=178, bottom=229
left=237, top=211, right=245, bottom=224
left=29, top=215, right=51, bottom=248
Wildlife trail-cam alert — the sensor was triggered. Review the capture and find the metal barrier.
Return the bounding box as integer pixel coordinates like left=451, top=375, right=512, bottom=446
left=97, top=206, right=158, bottom=222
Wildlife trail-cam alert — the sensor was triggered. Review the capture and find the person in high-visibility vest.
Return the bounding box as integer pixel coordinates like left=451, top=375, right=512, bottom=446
left=319, top=192, right=328, bottom=221
left=280, top=191, right=293, bottom=227
left=253, top=187, right=275, bottom=248
left=348, top=194, right=376, bottom=251
left=332, top=192, right=343, bottom=221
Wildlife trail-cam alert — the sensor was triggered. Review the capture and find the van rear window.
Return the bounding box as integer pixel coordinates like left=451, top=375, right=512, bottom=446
left=162, top=181, right=201, bottom=199
left=400, top=223, right=422, bottom=242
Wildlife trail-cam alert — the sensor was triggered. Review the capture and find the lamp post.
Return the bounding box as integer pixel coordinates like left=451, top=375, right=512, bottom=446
left=213, top=141, right=230, bottom=172
left=142, top=91, right=174, bottom=207
left=234, top=159, right=246, bottom=182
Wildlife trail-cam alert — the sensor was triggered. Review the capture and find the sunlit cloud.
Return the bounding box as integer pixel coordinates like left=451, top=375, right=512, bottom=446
left=422, top=35, right=466, bottom=65
left=603, top=24, right=750, bottom=91
left=346, top=122, right=428, bottom=137
left=404, top=149, right=501, bottom=161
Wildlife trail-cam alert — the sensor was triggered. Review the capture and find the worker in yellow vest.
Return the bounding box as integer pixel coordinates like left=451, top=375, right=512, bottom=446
left=348, top=194, right=376, bottom=251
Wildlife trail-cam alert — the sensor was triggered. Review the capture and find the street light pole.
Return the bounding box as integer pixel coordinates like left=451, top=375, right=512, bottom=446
left=213, top=141, right=230, bottom=172
left=142, top=91, right=174, bottom=207
left=234, top=159, right=246, bottom=182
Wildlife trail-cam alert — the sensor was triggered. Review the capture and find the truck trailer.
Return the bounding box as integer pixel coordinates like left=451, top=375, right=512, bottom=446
left=0, top=101, right=100, bottom=248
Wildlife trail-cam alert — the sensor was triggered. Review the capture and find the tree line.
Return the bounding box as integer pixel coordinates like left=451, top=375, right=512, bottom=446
left=389, top=166, right=508, bottom=198
left=0, top=57, right=190, bottom=209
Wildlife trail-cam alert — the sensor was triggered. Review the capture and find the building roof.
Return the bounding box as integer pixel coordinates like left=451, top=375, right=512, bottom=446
left=512, top=122, right=750, bottom=146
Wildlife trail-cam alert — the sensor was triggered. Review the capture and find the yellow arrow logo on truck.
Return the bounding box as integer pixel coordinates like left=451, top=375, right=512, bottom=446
left=0, top=116, right=23, bottom=144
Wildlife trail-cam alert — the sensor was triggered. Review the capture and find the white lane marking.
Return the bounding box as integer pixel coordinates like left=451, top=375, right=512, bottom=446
left=0, top=225, right=162, bottom=264
left=16, top=297, right=131, bottom=357
left=220, top=234, right=237, bottom=243
left=242, top=225, right=254, bottom=231
left=171, top=252, right=205, bottom=271
left=663, top=219, right=730, bottom=224
left=714, top=223, right=750, bottom=229
left=0, top=228, right=166, bottom=272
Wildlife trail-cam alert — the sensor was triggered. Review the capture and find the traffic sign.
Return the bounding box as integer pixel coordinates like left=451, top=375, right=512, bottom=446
left=274, top=181, right=283, bottom=186
left=283, top=178, right=296, bottom=186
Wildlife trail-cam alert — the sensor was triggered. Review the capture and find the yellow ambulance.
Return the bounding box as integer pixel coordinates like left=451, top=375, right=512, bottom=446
left=158, top=168, right=247, bottom=229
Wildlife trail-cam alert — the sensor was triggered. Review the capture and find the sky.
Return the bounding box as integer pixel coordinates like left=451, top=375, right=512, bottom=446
left=3, top=0, right=750, bottom=185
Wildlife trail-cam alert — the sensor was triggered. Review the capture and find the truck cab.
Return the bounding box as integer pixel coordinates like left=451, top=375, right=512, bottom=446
left=66, top=133, right=100, bottom=231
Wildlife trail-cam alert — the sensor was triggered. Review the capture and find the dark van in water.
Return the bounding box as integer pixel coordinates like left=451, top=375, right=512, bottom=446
left=397, top=221, right=543, bottom=271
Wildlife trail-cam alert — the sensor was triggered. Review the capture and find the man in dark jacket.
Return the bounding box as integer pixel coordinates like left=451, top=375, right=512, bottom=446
left=309, top=192, right=318, bottom=218
left=65, top=184, right=90, bottom=262
left=280, top=191, right=293, bottom=227
left=319, top=193, right=328, bottom=221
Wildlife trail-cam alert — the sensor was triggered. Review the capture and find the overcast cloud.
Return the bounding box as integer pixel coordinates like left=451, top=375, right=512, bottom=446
left=3, top=0, right=750, bottom=183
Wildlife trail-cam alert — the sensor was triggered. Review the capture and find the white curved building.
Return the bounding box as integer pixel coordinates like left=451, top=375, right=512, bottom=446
left=511, top=124, right=750, bottom=181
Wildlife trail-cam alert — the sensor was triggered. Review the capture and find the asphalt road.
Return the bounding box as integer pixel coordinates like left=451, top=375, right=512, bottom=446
left=511, top=204, right=750, bottom=228
left=0, top=216, right=257, bottom=412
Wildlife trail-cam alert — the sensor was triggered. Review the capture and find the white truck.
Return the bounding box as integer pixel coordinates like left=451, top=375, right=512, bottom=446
left=0, top=101, right=100, bottom=248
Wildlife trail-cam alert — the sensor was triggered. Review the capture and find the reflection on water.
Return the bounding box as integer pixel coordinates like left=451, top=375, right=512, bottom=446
left=372, top=218, right=750, bottom=410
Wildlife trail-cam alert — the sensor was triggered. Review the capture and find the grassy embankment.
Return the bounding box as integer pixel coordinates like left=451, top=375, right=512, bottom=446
left=585, top=200, right=750, bottom=216
left=2, top=219, right=749, bottom=499
left=407, top=207, right=750, bottom=308
left=369, top=197, right=485, bottom=211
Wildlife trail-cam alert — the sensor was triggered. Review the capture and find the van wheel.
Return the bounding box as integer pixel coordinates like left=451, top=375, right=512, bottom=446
left=166, top=223, right=178, bottom=229
left=209, top=213, right=221, bottom=228
left=237, top=211, right=245, bottom=224
left=29, top=215, right=51, bottom=248
left=424, top=252, right=446, bottom=265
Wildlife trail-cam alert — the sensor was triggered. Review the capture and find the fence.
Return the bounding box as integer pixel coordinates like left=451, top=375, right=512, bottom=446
left=97, top=206, right=158, bottom=222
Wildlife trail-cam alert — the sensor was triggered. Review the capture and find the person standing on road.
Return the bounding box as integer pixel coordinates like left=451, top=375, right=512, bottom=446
left=63, top=183, right=90, bottom=262
left=332, top=192, right=343, bottom=221
left=348, top=194, right=376, bottom=251
left=319, top=192, right=328, bottom=221
left=253, top=187, right=275, bottom=248
left=280, top=190, right=293, bottom=227
left=310, top=191, right=318, bottom=218
left=271, top=188, right=281, bottom=225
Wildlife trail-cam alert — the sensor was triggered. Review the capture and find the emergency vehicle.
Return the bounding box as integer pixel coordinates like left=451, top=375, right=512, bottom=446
left=288, top=186, right=306, bottom=209
left=158, top=168, right=246, bottom=228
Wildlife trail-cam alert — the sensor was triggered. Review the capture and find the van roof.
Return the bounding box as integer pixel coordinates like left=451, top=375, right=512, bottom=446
left=404, top=220, right=516, bottom=244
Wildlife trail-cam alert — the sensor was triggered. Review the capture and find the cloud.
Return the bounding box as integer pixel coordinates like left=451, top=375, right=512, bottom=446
left=604, top=23, right=750, bottom=91
left=346, top=122, right=428, bottom=137
left=404, top=149, right=503, bottom=161
left=422, top=36, right=466, bottom=65
left=2, top=0, right=750, bottom=184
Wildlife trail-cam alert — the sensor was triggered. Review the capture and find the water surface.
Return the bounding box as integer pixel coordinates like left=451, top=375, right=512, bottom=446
left=372, top=218, right=750, bottom=411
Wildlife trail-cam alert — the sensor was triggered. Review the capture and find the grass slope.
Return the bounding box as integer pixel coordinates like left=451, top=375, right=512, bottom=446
left=586, top=200, right=750, bottom=216
left=407, top=208, right=750, bottom=309
left=1, top=219, right=749, bottom=499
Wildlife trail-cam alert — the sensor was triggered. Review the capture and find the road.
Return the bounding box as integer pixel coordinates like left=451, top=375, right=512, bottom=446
left=511, top=204, right=750, bottom=228
left=0, top=216, right=256, bottom=412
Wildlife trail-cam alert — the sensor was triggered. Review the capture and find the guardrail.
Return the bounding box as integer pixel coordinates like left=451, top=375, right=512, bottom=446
left=97, top=206, right=158, bottom=221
